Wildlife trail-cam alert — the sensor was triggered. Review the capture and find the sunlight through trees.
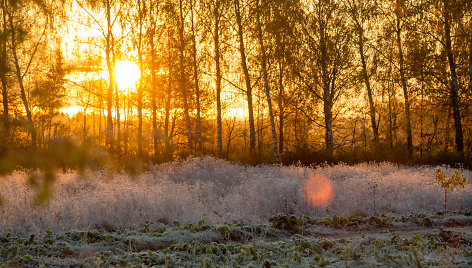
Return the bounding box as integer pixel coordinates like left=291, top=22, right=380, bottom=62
left=0, top=0, right=471, bottom=164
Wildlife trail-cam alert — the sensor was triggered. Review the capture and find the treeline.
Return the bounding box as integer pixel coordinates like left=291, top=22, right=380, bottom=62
left=0, top=0, right=471, bottom=166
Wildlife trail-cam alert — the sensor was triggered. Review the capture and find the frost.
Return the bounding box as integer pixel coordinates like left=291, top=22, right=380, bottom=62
left=0, top=157, right=470, bottom=234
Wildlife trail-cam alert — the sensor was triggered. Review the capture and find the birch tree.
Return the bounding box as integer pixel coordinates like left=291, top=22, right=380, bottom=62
left=344, top=0, right=379, bottom=142
left=234, top=0, right=256, bottom=155
left=255, top=0, right=278, bottom=159
left=3, top=0, right=51, bottom=147
left=178, top=0, right=193, bottom=152
left=296, top=0, right=352, bottom=157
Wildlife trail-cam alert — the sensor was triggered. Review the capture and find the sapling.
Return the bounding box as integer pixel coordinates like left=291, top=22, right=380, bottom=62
left=435, top=168, right=467, bottom=211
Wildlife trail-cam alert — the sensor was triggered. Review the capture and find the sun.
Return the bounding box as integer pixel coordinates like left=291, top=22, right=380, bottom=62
left=114, top=61, right=141, bottom=89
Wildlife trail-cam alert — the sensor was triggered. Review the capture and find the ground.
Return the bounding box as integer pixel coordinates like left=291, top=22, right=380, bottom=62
left=1, top=211, right=471, bottom=267
left=0, top=158, right=471, bottom=266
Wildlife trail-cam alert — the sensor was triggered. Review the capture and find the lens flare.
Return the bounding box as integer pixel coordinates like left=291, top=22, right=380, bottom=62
left=302, top=174, right=334, bottom=208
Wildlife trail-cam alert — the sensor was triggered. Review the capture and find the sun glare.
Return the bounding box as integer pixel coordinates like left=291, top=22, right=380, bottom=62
left=115, top=61, right=141, bottom=89
left=302, top=174, right=334, bottom=208
left=60, top=105, right=81, bottom=117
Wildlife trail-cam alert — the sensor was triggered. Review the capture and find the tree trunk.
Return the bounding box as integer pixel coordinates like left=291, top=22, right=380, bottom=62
left=214, top=0, right=223, bottom=156
left=387, top=74, right=394, bottom=148
left=351, top=119, right=357, bottom=149
left=0, top=1, right=8, bottom=145
left=225, top=117, right=236, bottom=158
left=395, top=10, right=412, bottom=155
left=105, top=0, right=114, bottom=151
left=151, top=84, right=158, bottom=157
left=150, top=27, right=158, bottom=158
left=234, top=0, right=256, bottom=155
left=164, top=31, right=173, bottom=157
left=294, top=102, right=298, bottom=142
left=123, top=95, right=128, bottom=155
left=256, top=0, right=278, bottom=159
left=469, top=35, right=472, bottom=96
left=318, top=2, right=333, bottom=156
left=137, top=0, right=144, bottom=157
left=92, top=111, right=95, bottom=139
left=114, top=74, right=120, bottom=155
left=191, top=1, right=203, bottom=155
left=388, top=92, right=393, bottom=148
left=358, top=29, right=379, bottom=142
left=445, top=108, right=450, bottom=151
left=99, top=100, right=102, bottom=145
left=443, top=0, right=463, bottom=153
left=83, top=108, right=87, bottom=143
left=179, top=0, right=193, bottom=153
left=278, top=57, right=284, bottom=155
left=420, top=73, right=424, bottom=157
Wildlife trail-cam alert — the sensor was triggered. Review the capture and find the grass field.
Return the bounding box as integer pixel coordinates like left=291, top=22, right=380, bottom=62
left=0, top=157, right=471, bottom=266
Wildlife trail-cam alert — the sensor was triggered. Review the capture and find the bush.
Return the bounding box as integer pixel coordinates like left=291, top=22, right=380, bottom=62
left=435, top=168, right=468, bottom=211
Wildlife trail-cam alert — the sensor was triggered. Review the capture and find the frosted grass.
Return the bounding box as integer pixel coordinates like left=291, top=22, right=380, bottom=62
left=0, top=157, right=471, bottom=234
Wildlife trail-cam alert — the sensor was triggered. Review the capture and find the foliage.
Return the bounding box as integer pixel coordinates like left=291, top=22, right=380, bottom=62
left=435, top=168, right=468, bottom=211
left=0, top=0, right=471, bottom=163
left=0, top=211, right=471, bottom=267
left=435, top=169, right=468, bottom=191
left=0, top=138, right=107, bottom=205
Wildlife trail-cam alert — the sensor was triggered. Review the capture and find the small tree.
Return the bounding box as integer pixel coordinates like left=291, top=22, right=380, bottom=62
left=435, top=168, right=468, bottom=212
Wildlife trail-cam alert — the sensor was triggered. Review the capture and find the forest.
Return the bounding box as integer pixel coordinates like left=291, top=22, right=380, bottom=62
left=0, top=0, right=471, bottom=166
left=0, top=1, right=471, bottom=266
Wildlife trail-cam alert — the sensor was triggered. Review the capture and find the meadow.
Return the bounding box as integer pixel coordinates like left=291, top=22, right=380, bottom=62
left=0, top=157, right=471, bottom=266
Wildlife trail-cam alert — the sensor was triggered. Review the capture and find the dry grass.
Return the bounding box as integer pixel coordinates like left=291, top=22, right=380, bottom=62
left=1, top=157, right=471, bottom=234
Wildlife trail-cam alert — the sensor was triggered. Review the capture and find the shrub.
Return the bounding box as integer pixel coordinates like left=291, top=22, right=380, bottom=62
left=435, top=168, right=468, bottom=211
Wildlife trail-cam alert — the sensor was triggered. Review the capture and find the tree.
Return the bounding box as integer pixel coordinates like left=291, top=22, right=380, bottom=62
left=76, top=0, right=125, bottom=152
left=32, top=47, right=66, bottom=146
left=146, top=0, right=162, bottom=158
left=262, top=0, right=298, bottom=155
left=178, top=0, right=193, bottom=153
left=0, top=0, right=9, bottom=148
left=3, top=0, right=53, bottom=148
left=105, top=0, right=117, bottom=152
left=442, top=0, right=464, bottom=153
left=212, top=0, right=223, bottom=156
left=296, top=0, right=352, bottom=157
left=255, top=0, right=278, bottom=159
left=469, top=32, right=472, bottom=96
left=190, top=0, right=203, bottom=155
left=163, top=23, right=176, bottom=157
left=393, top=0, right=413, bottom=155
left=136, top=0, right=145, bottom=156
left=344, top=0, right=379, bottom=142
left=234, top=0, right=256, bottom=156
left=416, top=0, right=469, bottom=154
